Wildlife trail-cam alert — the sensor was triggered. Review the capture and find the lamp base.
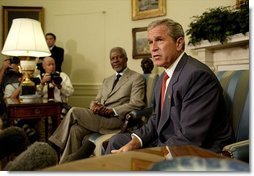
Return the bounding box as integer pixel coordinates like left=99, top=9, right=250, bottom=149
left=20, top=74, right=36, bottom=95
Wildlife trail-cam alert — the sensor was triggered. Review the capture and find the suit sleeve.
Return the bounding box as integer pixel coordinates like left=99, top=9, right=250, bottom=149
left=133, top=87, right=158, bottom=145
left=131, top=76, right=161, bottom=146
left=53, top=47, right=64, bottom=72
left=58, top=48, right=64, bottom=69
left=134, top=113, right=158, bottom=145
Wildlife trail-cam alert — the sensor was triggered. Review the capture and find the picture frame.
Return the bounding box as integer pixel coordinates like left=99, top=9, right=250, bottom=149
left=2, top=6, right=44, bottom=45
left=132, top=27, right=151, bottom=59
left=236, top=0, right=247, bottom=8
left=131, top=0, right=166, bottom=21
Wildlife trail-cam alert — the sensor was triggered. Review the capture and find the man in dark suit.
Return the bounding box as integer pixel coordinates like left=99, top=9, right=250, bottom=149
left=37, top=33, right=64, bottom=73
left=105, top=18, right=235, bottom=154
left=46, top=33, right=64, bottom=72
left=49, top=47, right=146, bottom=163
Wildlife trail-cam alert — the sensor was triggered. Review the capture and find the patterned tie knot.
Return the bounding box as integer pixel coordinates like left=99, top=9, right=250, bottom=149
left=112, top=74, right=121, bottom=90
left=116, top=74, right=121, bottom=80
left=163, top=73, right=169, bottom=81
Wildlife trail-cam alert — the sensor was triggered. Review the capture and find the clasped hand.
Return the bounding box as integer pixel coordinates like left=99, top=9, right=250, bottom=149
left=91, top=103, right=114, bottom=117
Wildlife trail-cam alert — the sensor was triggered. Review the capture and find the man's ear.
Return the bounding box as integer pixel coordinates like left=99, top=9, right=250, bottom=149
left=176, top=37, right=184, bottom=51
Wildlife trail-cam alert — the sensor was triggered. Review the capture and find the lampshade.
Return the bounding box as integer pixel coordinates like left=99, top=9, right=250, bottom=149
left=1, top=18, right=51, bottom=57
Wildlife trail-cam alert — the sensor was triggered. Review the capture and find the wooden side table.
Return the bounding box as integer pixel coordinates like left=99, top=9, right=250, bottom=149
left=4, top=97, right=62, bottom=141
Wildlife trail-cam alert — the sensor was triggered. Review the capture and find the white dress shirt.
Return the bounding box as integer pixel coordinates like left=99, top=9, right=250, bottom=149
left=37, top=72, right=74, bottom=103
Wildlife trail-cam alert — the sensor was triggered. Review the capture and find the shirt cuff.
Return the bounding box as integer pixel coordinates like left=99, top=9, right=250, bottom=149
left=131, top=133, right=143, bottom=147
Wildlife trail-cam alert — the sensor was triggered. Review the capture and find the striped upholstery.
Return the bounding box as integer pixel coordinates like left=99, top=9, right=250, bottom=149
left=144, top=73, right=159, bottom=107
left=216, top=70, right=249, bottom=142
left=86, top=73, right=159, bottom=156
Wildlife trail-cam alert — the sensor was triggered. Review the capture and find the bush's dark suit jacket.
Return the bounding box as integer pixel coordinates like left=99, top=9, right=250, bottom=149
left=51, top=45, right=64, bottom=72
left=134, top=53, right=234, bottom=152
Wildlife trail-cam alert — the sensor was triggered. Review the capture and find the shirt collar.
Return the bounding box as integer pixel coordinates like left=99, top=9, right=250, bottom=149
left=164, top=52, right=184, bottom=78
left=115, top=67, right=127, bottom=76
left=49, top=45, right=55, bottom=50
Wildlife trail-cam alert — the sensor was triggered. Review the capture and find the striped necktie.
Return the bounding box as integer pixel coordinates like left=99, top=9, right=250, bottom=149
left=112, top=74, right=121, bottom=90
left=161, top=72, right=169, bottom=111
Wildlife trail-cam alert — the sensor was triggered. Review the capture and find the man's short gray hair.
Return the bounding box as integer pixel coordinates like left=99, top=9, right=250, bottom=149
left=147, top=18, right=185, bottom=50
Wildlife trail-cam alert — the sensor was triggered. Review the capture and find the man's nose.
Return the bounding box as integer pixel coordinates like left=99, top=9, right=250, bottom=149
left=150, top=43, right=158, bottom=52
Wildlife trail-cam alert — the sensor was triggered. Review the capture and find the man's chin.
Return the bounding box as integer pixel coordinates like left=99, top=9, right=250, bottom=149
left=114, top=68, right=123, bottom=73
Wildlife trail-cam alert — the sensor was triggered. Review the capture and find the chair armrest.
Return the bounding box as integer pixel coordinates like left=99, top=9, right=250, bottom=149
left=128, top=107, right=153, bottom=119
left=100, top=107, right=154, bottom=153
left=222, top=140, right=249, bottom=163
left=120, top=107, right=153, bottom=133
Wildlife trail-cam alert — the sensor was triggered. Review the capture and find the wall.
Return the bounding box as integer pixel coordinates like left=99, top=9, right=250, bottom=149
left=0, top=0, right=236, bottom=107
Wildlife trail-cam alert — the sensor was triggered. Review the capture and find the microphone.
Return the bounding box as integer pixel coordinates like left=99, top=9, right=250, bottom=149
left=0, top=126, right=29, bottom=160
left=60, top=139, right=96, bottom=164
left=4, top=141, right=58, bottom=171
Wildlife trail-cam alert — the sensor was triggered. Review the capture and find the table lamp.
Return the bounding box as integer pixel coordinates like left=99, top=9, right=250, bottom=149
left=1, top=18, right=51, bottom=96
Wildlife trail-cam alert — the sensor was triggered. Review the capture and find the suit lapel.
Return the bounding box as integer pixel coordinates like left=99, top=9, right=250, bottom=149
left=155, top=74, right=163, bottom=123
left=112, top=74, right=127, bottom=92
left=101, top=75, right=115, bottom=102
left=108, top=75, right=116, bottom=94
left=157, top=53, right=188, bottom=133
left=157, top=80, right=172, bottom=132
left=109, top=68, right=130, bottom=96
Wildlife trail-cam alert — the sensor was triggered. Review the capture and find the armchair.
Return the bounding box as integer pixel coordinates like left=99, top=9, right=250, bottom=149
left=216, top=70, right=249, bottom=163
left=121, top=73, right=159, bottom=131
left=125, top=70, right=249, bottom=163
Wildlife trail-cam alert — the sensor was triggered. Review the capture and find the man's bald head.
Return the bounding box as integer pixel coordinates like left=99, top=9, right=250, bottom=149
left=42, top=57, right=56, bottom=73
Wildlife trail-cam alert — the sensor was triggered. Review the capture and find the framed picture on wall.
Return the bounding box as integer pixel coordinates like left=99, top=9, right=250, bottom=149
left=2, top=6, right=44, bottom=45
left=132, top=27, right=151, bottom=59
left=236, top=0, right=248, bottom=8
left=131, top=0, right=166, bottom=21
